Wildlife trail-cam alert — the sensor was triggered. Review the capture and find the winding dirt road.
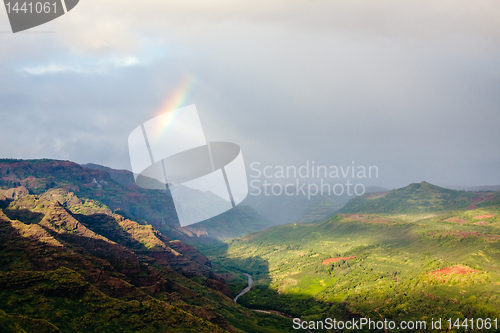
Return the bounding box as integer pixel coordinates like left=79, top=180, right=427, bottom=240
left=233, top=272, right=313, bottom=333
left=233, top=273, right=253, bottom=303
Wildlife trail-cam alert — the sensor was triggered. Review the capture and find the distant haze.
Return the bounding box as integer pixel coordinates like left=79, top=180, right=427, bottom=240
left=0, top=0, right=499, bottom=189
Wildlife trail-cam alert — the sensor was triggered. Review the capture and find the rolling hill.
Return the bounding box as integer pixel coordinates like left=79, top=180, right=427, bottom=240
left=202, top=182, right=500, bottom=331
left=338, top=181, right=500, bottom=214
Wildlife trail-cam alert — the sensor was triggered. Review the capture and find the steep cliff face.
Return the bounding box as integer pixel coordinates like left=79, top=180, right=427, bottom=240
left=0, top=160, right=180, bottom=230
left=0, top=188, right=239, bottom=332
left=0, top=160, right=273, bottom=242
left=1, top=188, right=230, bottom=292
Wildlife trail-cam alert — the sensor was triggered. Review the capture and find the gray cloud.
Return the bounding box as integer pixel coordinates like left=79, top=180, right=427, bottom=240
left=0, top=0, right=499, bottom=189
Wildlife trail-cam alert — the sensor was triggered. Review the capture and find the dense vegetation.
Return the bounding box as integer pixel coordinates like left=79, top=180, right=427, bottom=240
left=0, top=187, right=300, bottom=332
left=2, top=160, right=500, bottom=332
left=202, top=183, right=500, bottom=332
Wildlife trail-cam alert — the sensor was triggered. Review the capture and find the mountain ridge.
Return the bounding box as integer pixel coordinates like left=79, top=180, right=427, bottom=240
left=0, top=186, right=297, bottom=332
left=0, top=159, right=273, bottom=242
left=338, top=181, right=500, bottom=214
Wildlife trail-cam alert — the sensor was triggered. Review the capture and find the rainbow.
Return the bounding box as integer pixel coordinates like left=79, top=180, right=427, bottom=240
left=148, top=74, right=198, bottom=140
left=158, top=74, right=197, bottom=115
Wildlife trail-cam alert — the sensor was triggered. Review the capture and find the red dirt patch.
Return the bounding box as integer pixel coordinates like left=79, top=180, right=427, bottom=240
left=429, top=265, right=478, bottom=278
left=322, top=256, right=356, bottom=265
left=473, top=215, right=494, bottom=219
left=444, top=217, right=467, bottom=225
left=466, top=204, right=477, bottom=210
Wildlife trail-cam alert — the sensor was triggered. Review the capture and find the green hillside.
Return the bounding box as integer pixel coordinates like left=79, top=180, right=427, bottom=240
left=202, top=184, right=500, bottom=332
left=0, top=187, right=300, bottom=332
left=338, top=181, right=500, bottom=214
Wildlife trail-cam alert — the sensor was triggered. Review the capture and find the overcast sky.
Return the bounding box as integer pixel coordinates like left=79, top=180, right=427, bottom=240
left=0, top=0, right=499, bottom=189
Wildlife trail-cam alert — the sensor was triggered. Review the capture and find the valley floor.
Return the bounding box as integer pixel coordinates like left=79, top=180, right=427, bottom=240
left=202, top=209, right=500, bottom=332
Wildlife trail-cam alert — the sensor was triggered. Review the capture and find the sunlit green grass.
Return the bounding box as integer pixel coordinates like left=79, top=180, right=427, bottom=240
left=203, top=208, right=500, bottom=331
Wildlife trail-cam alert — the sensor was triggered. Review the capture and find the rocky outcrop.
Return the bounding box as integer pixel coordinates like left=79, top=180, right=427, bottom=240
left=0, top=186, right=29, bottom=200
left=1, top=187, right=232, bottom=297
left=0, top=186, right=240, bottom=331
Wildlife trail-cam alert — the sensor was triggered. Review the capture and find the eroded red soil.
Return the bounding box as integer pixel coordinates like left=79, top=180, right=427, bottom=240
left=322, top=256, right=357, bottom=265
left=444, top=217, right=467, bottom=224
left=429, top=265, right=478, bottom=278
left=473, top=215, right=494, bottom=219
